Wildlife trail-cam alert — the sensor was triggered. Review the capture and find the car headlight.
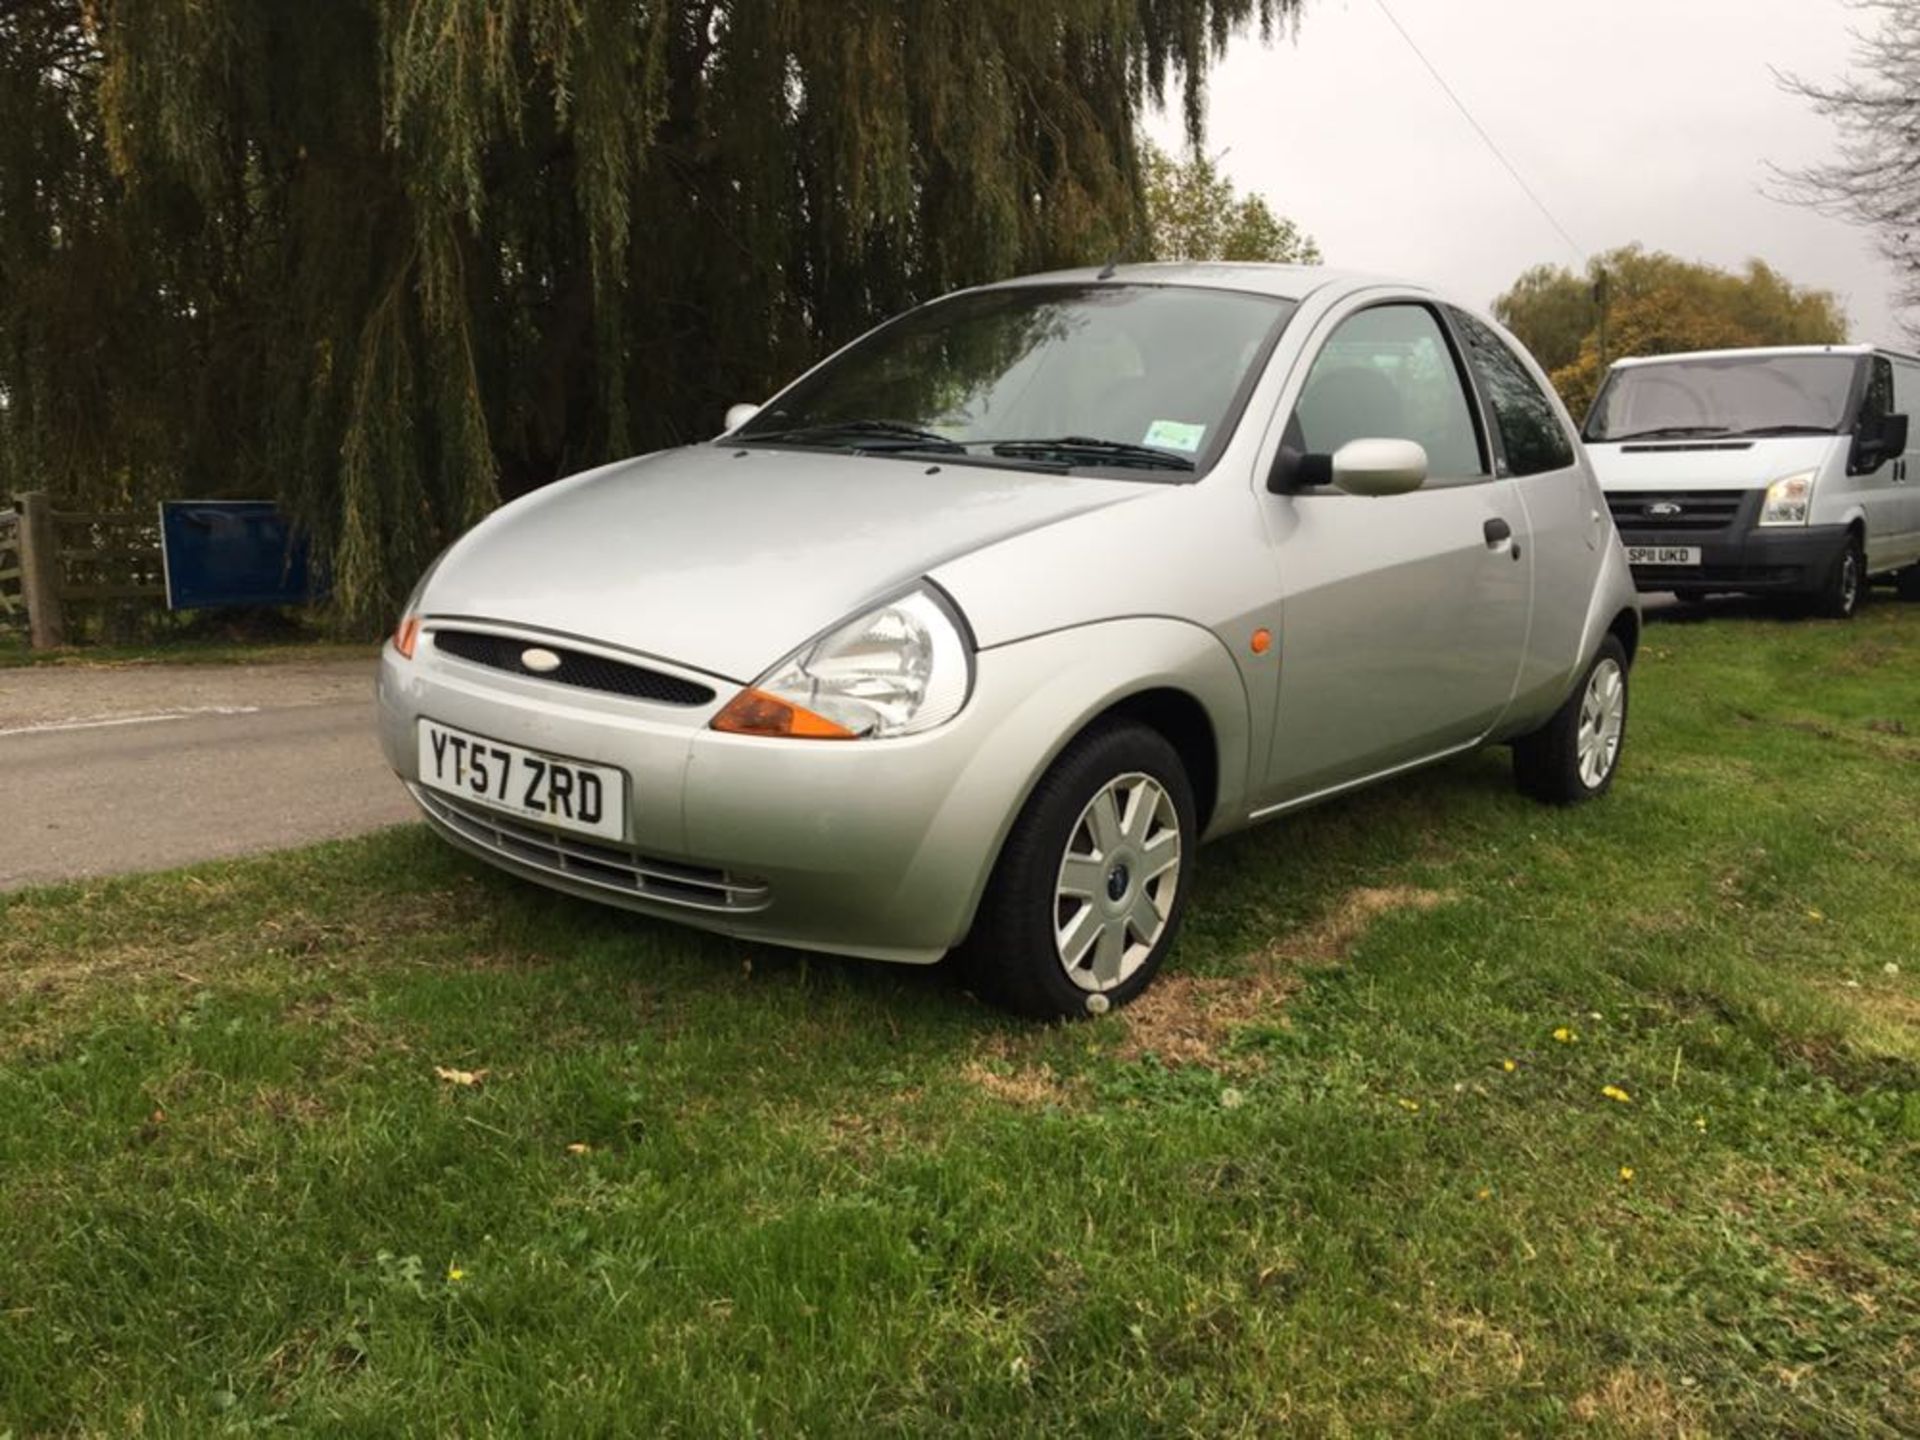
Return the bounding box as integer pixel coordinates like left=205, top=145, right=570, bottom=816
left=1759, top=470, right=1818, bottom=527
left=713, top=584, right=973, bottom=740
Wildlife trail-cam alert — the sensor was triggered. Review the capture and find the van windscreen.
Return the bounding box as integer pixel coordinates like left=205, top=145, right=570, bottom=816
left=1585, top=354, right=1859, bottom=442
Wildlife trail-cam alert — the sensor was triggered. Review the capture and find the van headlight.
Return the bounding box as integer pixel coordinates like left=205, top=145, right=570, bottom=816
left=1759, top=471, right=1817, bottom=527
left=712, top=584, right=973, bottom=740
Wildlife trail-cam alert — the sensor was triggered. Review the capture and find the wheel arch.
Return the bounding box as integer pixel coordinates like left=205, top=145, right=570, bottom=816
left=1102, top=687, right=1222, bottom=834
left=1606, top=606, right=1640, bottom=666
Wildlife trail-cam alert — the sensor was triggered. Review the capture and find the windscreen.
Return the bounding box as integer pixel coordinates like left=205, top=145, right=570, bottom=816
left=1585, top=354, right=1860, bottom=442
left=735, top=284, right=1297, bottom=475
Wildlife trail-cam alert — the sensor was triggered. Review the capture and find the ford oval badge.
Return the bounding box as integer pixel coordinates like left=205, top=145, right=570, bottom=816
left=520, top=647, right=563, bottom=674
left=1647, top=502, right=1683, bottom=518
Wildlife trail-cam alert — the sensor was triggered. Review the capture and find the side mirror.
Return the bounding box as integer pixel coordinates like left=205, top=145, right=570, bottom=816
left=1871, top=412, right=1911, bottom=463
left=723, top=402, right=762, bottom=434
left=1329, top=438, right=1429, bottom=496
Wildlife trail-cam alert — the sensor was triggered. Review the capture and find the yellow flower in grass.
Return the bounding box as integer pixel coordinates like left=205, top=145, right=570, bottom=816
left=447, top=1265, right=466, bottom=1283
left=1398, top=1098, right=1421, bottom=1113
left=1501, top=1059, right=1517, bottom=1073
left=1694, top=1116, right=1708, bottom=1131
left=1601, top=1085, right=1632, bottom=1104
left=1552, top=1027, right=1578, bottom=1044
left=1619, top=1166, right=1635, bottom=1182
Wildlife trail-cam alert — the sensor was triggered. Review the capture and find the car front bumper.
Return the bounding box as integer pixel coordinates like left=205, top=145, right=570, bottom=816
left=378, top=617, right=1246, bottom=964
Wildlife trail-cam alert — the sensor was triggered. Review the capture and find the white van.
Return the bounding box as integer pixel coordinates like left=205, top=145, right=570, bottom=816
left=1584, top=345, right=1920, bottom=617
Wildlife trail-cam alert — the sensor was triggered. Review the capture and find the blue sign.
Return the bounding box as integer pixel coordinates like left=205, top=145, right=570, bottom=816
left=160, top=501, right=319, bottom=611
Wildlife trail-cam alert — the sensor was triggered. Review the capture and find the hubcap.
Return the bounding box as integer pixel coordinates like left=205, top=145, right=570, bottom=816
left=1054, top=772, right=1182, bottom=993
left=1575, top=658, right=1626, bottom=790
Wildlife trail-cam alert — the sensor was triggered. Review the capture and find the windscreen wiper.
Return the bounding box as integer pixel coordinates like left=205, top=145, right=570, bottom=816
left=1728, top=424, right=1838, bottom=437
left=987, top=436, right=1196, bottom=473
left=1597, top=426, right=1734, bottom=442
left=742, top=419, right=966, bottom=453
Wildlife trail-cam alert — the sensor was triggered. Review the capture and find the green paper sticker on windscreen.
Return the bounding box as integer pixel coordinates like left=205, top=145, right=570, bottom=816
left=1144, top=419, right=1207, bottom=454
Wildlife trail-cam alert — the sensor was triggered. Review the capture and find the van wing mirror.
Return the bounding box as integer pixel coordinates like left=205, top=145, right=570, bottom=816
left=1854, top=411, right=1908, bottom=472
left=723, top=402, right=762, bottom=434
left=1882, top=412, right=1909, bottom=456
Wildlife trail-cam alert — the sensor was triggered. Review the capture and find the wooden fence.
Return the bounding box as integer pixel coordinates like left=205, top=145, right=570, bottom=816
left=10, top=491, right=166, bottom=649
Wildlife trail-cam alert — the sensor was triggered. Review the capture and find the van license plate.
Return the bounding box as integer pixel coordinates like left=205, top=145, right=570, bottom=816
left=417, top=720, right=625, bottom=842
left=1625, top=545, right=1702, bottom=567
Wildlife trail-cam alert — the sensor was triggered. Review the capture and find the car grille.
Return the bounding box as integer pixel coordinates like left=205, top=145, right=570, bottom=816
left=431, top=628, right=717, bottom=706
left=1606, top=490, right=1752, bottom=533
left=412, top=786, right=770, bottom=913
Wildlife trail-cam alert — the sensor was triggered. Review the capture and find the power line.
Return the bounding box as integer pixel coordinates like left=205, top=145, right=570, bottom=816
left=1370, top=0, right=1586, bottom=262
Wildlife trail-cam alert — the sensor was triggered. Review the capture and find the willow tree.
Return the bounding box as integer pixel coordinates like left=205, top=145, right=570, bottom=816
left=0, top=0, right=1297, bottom=628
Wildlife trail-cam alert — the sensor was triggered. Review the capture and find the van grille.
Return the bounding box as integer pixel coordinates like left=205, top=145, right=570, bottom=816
left=412, top=786, right=769, bottom=913
left=431, top=628, right=716, bottom=706
left=1606, top=490, right=1752, bottom=532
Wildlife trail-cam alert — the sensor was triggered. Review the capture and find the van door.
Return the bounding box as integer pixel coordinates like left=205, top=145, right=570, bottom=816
left=1261, top=301, right=1532, bottom=805
left=1852, top=355, right=1906, bottom=570
left=1887, top=356, right=1920, bottom=568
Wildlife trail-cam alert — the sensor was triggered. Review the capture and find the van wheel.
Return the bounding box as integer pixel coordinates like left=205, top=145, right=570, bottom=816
left=965, top=720, right=1195, bottom=1019
left=1512, top=636, right=1629, bottom=806
left=1814, top=535, right=1865, bottom=619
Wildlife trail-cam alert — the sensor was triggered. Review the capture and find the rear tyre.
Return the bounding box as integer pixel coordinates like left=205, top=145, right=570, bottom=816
left=1813, top=534, right=1866, bottom=619
left=1512, top=636, right=1630, bottom=806
left=965, top=720, right=1195, bottom=1020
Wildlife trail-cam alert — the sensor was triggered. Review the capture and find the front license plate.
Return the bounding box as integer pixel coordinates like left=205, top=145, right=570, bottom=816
left=417, top=720, right=625, bottom=842
left=1625, top=545, right=1703, bottom=567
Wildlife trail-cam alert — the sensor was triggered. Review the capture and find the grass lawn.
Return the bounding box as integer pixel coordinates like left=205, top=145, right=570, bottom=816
left=2, top=604, right=1916, bottom=1436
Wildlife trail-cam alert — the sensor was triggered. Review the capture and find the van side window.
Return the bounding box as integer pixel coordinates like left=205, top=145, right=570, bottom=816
left=1450, top=309, right=1577, bottom=476
left=1861, top=355, right=1896, bottom=426
left=1292, top=304, right=1488, bottom=481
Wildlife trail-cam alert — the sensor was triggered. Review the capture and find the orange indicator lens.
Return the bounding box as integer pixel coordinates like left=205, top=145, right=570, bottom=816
left=395, top=615, right=421, bottom=659
left=712, top=688, right=857, bottom=740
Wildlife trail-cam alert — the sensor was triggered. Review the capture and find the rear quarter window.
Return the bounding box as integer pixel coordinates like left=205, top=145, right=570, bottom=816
left=1451, top=309, right=1577, bottom=476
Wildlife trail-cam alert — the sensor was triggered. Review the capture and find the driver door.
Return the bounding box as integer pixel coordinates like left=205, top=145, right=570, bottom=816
left=1260, top=301, right=1533, bottom=805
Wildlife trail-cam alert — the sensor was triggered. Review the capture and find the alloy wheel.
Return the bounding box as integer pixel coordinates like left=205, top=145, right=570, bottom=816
left=1576, top=658, right=1626, bottom=790
left=1053, top=772, right=1183, bottom=992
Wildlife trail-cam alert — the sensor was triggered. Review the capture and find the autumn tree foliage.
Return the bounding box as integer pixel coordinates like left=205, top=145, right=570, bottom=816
left=1140, top=141, right=1320, bottom=264
left=1494, top=247, right=1850, bottom=418
left=0, top=0, right=1298, bottom=628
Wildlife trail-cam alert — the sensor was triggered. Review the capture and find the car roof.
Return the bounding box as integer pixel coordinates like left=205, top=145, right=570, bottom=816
left=980, top=262, right=1428, bottom=306
left=1609, top=344, right=1894, bottom=370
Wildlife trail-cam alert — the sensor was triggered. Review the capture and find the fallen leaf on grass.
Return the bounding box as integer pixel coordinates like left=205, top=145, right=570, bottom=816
left=565, top=1142, right=591, bottom=1155
left=433, top=1066, right=488, bottom=1087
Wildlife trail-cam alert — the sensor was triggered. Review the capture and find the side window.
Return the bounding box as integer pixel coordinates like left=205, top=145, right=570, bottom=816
left=1451, top=309, right=1577, bottom=476
left=1861, top=355, right=1896, bottom=426
left=1291, top=304, right=1487, bottom=480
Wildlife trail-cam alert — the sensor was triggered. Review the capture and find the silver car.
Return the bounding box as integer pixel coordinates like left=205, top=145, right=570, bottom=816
left=378, top=264, right=1639, bottom=1017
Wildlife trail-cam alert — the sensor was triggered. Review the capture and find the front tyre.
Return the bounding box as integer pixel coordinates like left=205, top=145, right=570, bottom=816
left=1512, top=636, right=1630, bottom=806
left=966, top=720, right=1195, bottom=1019
left=1813, top=533, right=1866, bottom=619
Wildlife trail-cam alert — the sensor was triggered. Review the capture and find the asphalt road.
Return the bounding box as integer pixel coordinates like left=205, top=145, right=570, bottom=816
left=0, top=659, right=415, bottom=892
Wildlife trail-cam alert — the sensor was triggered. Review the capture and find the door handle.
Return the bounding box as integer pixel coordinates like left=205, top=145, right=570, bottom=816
left=1483, top=517, right=1512, bottom=545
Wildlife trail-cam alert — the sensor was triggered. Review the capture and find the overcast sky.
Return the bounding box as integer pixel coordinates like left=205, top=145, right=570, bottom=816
left=1147, top=0, right=1902, bottom=340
